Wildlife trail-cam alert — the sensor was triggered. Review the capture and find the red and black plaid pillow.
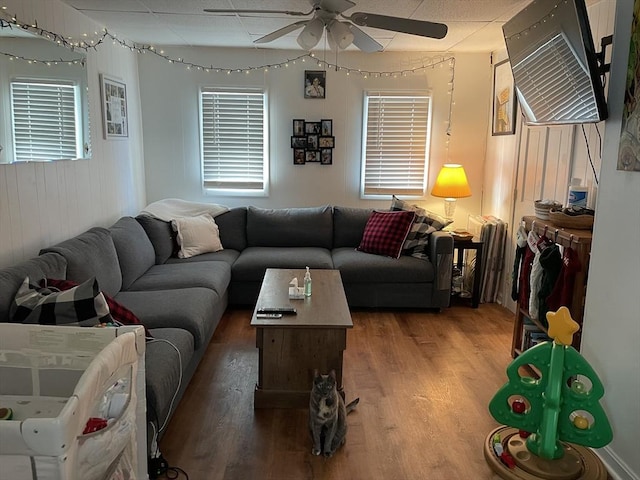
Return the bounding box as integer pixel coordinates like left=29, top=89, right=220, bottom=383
left=39, top=278, right=151, bottom=337
left=357, top=210, right=416, bottom=258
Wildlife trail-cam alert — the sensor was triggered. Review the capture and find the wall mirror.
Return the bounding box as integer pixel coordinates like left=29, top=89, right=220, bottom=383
left=0, top=28, right=90, bottom=164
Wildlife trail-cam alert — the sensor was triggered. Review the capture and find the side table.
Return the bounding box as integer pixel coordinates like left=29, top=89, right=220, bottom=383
left=452, top=237, right=484, bottom=308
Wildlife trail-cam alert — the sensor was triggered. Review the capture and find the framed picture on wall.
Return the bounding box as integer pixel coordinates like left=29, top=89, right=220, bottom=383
left=305, top=121, right=320, bottom=134
left=293, top=119, right=305, bottom=136
left=304, top=70, right=326, bottom=99
left=293, top=148, right=306, bottom=165
left=319, top=136, right=334, bottom=148
left=320, top=148, right=332, bottom=165
left=291, top=136, right=307, bottom=148
left=491, top=60, right=517, bottom=136
left=100, top=74, right=128, bottom=139
left=306, top=150, right=320, bottom=162
left=321, top=119, right=332, bottom=136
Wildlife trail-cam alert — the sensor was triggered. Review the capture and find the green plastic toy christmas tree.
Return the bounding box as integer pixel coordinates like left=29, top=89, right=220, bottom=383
left=489, top=307, right=613, bottom=460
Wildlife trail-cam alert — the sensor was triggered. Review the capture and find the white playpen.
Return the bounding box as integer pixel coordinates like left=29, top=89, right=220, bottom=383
left=0, top=324, right=147, bottom=480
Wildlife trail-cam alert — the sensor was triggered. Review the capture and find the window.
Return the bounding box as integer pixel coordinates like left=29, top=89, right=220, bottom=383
left=361, top=92, right=432, bottom=197
left=10, top=79, right=82, bottom=162
left=200, top=88, right=268, bottom=192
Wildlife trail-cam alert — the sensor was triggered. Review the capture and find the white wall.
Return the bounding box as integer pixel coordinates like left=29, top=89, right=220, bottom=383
left=484, top=0, right=640, bottom=477
left=139, top=48, right=490, bottom=224
left=0, top=0, right=146, bottom=269
left=582, top=0, right=640, bottom=477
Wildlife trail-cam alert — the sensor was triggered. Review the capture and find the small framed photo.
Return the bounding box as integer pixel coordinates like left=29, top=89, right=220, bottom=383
left=307, top=134, right=318, bottom=150
left=293, top=119, right=305, bottom=136
left=321, top=119, right=332, bottom=136
left=304, top=70, right=326, bottom=99
left=100, top=74, right=128, bottom=139
left=492, top=59, right=517, bottom=136
left=291, top=136, right=307, bottom=148
left=319, top=136, right=334, bottom=148
left=305, top=121, right=320, bottom=134
left=320, top=148, right=332, bottom=165
left=293, top=148, right=306, bottom=165
left=306, top=150, right=320, bottom=162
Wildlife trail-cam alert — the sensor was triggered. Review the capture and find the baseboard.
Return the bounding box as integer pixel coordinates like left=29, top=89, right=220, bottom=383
left=596, top=446, right=640, bottom=480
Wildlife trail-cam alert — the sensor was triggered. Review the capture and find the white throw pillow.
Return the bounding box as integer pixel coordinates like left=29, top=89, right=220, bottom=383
left=171, top=215, right=223, bottom=258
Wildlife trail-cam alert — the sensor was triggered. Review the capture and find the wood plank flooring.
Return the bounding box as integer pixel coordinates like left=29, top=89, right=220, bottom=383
left=159, top=303, right=515, bottom=480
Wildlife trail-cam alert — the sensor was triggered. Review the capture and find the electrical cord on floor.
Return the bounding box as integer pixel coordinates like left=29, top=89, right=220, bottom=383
left=145, top=338, right=188, bottom=479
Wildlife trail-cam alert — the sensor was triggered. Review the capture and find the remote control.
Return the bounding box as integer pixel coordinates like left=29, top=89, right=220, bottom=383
left=256, top=313, right=283, bottom=319
left=257, top=307, right=297, bottom=314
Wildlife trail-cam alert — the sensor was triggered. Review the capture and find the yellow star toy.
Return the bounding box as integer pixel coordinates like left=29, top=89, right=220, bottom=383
left=546, top=306, right=580, bottom=346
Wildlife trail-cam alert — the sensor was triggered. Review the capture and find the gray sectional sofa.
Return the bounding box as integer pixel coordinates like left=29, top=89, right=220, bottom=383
left=0, top=204, right=453, bottom=456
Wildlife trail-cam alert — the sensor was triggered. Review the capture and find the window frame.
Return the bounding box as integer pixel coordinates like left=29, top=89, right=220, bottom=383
left=360, top=90, right=433, bottom=199
left=199, top=87, right=269, bottom=196
left=10, top=78, right=83, bottom=162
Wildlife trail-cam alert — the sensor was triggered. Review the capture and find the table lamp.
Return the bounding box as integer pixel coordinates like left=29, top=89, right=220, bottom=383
left=430, top=164, right=472, bottom=219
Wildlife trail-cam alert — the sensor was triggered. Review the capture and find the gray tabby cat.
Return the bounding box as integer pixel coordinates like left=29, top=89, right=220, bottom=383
left=309, top=369, right=359, bottom=457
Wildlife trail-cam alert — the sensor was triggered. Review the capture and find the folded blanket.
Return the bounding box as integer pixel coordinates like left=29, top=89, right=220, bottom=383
left=141, top=198, right=229, bottom=221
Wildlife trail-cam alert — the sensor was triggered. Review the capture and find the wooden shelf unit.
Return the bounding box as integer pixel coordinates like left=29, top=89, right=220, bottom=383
left=511, top=215, right=592, bottom=358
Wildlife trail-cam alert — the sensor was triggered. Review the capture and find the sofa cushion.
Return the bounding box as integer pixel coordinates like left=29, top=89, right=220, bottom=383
left=332, top=247, right=434, bottom=283
left=10, top=276, right=111, bottom=326
left=357, top=210, right=416, bottom=258
left=164, top=249, right=240, bottom=266
left=126, top=261, right=231, bottom=297
left=110, top=217, right=156, bottom=290
left=390, top=196, right=438, bottom=259
left=145, top=328, right=195, bottom=427
left=136, top=215, right=178, bottom=265
left=333, top=206, right=374, bottom=248
left=215, top=207, right=247, bottom=251
left=39, top=278, right=151, bottom=336
left=0, top=252, right=67, bottom=321
left=246, top=205, right=333, bottom=248
left=171, top=215, right=223, bottom=259
left=232, top=247, right=333, bottom=282
left=114, top=287, right=218, bottom=349
left=40, top=228, right=122, bottom=297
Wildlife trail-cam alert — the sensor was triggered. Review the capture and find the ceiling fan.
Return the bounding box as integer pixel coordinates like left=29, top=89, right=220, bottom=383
left=203, top=0, right=448, bottom=53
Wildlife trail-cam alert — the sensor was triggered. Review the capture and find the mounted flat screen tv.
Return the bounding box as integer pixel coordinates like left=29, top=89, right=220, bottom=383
left=502, top=0, right=607, bottom=125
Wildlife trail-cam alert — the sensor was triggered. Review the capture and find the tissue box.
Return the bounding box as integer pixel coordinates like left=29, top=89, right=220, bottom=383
left=289, top=278, right=305, bottom=299
left=289, top=286, right=305, bottom=299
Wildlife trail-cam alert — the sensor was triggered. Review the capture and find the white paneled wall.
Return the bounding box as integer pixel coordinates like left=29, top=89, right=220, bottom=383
left=0, top=0, right=146, bottom=268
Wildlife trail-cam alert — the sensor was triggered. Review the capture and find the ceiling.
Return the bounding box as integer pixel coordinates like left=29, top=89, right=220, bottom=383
left=55, top=0, right=538, bottom=53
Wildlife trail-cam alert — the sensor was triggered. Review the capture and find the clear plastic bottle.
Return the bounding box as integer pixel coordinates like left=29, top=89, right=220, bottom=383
left=304, top=266, right=312, bottom=297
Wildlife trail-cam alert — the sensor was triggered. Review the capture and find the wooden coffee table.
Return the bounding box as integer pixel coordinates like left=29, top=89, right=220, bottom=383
left=251, top=268, right=353, bottom=408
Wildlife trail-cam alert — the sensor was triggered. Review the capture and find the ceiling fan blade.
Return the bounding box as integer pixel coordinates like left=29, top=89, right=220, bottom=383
left=348, top=12, right=448, bottom=39
left=254, top=21, right=308, bottom=44
left=203, top=8, right=313, bottom=17
left=318, top=0, right=356, bottom=14
left=348, top=25, right=383, bottom=53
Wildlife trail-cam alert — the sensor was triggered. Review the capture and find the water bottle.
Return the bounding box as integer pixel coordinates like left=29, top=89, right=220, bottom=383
left=304, top=266, right=312, bottom=297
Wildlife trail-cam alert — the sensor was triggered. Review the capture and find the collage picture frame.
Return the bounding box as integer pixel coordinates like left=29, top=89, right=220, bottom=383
left=290, top=118, right=334, bottom=165
left=99, top=73, right=128, bottom=139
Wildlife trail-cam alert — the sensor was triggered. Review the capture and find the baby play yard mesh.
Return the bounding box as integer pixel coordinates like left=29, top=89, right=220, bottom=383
left=0, top=324, right=145, bottom=480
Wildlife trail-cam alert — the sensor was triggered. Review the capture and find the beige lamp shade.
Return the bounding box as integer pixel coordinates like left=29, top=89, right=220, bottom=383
left=431, top=164, right=472, bottom=199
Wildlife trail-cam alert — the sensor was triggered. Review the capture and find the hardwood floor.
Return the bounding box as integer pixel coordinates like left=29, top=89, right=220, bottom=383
left=159, top=303, right=515, bottom=480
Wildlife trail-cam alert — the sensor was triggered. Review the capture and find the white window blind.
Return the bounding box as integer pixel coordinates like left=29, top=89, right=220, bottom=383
left=10, top=79, right=80, bottom=162
left=512, top=32, right=599, bottom=124
left=361, top=92, right=431, bottom=197
left=200, top=88, right=267, bottom=191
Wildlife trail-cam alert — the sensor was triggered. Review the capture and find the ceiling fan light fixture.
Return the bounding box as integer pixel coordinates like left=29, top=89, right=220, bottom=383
left=297, top=17, right=324, bottom=50
left=327, top=20, right=354, bottom=50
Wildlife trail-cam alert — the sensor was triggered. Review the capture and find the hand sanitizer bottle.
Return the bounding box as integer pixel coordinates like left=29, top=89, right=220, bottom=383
left=304, top=266, right=312, bottom=297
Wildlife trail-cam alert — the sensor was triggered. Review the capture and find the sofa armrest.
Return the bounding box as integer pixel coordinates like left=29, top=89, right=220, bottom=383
left=429, top=231, right=454, bottom=293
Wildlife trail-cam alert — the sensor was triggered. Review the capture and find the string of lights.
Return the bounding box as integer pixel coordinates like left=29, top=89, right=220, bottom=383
left=503, top=0, right=568, bottom=41
left=1, top=5, right=458, bottom=166
left=0, top=11, right=455, bottom=78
